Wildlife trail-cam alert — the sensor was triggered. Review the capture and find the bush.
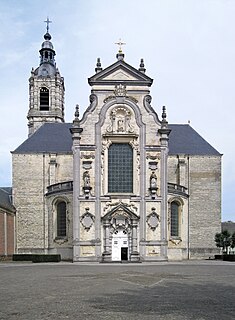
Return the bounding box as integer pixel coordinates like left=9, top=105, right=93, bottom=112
left=32, top=254, right=61, bottom=263
left=223, top=254, right=235, bottom=262
left=13, top=254, right=33, bottom=261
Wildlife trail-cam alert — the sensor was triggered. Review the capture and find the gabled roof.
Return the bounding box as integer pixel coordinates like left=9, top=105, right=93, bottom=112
left=0, top=187, right=15, bottom=213
left=12, top=123, right=220, bottom=156
left=168, top=124, right=221, bottom=156
left=88, top=59, right=153, bottom=86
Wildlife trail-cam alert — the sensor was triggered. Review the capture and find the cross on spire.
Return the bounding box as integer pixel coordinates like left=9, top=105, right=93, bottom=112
left=44, top=17, right=52, bottom=33
left=115, top=38, right=126, bottom=53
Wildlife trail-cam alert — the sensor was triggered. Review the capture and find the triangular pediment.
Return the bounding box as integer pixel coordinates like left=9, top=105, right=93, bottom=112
left=88, top=59, right=153, bottom=86
left=102, top=202, right=139, bottom=220
left=102, top=70, right=138, bottom=81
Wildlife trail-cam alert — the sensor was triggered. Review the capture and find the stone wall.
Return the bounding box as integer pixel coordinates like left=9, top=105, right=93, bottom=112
left=12, top=152, right=73, bottom=253
left=189, top=156, right=221, bottom=258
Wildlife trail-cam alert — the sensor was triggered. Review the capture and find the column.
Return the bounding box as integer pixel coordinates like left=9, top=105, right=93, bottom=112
left=130, top=220, right=140, bottom=261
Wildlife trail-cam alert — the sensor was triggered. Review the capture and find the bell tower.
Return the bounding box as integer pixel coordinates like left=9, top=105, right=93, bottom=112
left=27, top=18, right=65, bottom=136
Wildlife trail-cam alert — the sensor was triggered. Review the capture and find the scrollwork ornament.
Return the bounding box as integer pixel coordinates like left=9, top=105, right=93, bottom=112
left=80, top=208, right=95, bottom=231
left=147, top=207, right=160, bottom=231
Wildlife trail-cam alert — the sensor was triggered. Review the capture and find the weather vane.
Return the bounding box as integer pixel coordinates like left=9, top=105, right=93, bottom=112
left=44, top=17, right=52, bottom=33
left=115, top=38, right=126, bottom=53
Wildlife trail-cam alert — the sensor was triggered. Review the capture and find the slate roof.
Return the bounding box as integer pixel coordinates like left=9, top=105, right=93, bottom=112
left=13, top=122, right=221, bottom=156
left=13, top=123, right=73, bottom=154
left=168, top=124, right=221, bottom=156
left=0, top=187, right=15, bottom=213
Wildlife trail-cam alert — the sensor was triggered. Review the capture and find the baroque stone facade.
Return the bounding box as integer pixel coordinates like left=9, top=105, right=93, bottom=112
left=11, top=28, right=221, bottom=261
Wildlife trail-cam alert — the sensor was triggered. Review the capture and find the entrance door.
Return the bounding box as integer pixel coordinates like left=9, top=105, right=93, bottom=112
left=121, top=247, right=128, bottom=260
left=112, top=228, right=129, bottom=261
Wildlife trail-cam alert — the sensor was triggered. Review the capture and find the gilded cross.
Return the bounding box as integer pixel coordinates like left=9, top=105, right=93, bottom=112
left=44, top=17, right=52, bottom=33
left=115, top=38, right=126, bottom=53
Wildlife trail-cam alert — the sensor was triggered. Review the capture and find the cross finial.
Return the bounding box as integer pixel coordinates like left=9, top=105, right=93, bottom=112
left=115, top=38, right=126, bottom=53
left=44, top=17, right=52, bottom=33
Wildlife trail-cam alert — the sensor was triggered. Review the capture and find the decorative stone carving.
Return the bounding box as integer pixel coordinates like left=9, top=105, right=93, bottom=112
left=83, top=171, right=92, bottom=198
left=114, top=84, right=127, bottom=97
left=110, top=210, right=131, bottom=234
left=169, top=238, right=182, bottom=245
left=80, top=152, right=95, bottom=159
left=146, top=153, right=161, bottom=160
left=149, top=171, right=158, bottom=197
left=83, top=171, right=90, bottom=187
left=106, top=106, right=134, bottom=134
left=103, top=200, right=138, bottom=215
left=80, top=208, right=95, bottom=231
left=147, top=207, right=160, bottom=231
left=103, top=86, right=138, bottom=104
left=82, top=161, right=92, bottom=170
left=148, top=161, right=158, bottom=170
left=150, top=172, right=157, bottom=189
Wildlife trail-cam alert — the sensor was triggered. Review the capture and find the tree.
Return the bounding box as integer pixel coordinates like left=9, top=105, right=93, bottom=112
left=215, top=230, right=231, bottom=254
left=231, top=232, right=235, bottom=249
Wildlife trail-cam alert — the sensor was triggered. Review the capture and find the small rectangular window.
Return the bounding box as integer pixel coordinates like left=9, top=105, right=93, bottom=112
left=40, top=87, right=49, bottom=110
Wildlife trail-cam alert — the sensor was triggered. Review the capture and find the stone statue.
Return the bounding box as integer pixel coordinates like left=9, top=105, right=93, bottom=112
left=83, top=171, right=90, bottom=187
left=150, top=172, right=157, bottom=189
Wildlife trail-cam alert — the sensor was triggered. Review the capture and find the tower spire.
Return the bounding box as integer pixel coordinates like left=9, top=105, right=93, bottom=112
left=27, top=20, right=65, bottom=136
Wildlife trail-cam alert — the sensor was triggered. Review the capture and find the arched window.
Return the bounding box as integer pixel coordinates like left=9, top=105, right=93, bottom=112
left=40, top=87, right=49, bottom=110
left=171, top=201, right=179, bottom=237
left=108, top=143, right=133, bottom=193
left=57, top=201, right=66, bottom=237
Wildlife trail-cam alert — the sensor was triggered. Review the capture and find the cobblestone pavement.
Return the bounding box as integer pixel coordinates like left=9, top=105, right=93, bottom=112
left=0, top=260, right=234, bottom=320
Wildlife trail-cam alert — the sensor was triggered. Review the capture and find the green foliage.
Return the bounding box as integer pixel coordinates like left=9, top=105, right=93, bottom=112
left=13, top=254, right=33, bottom=261
left=231, top=232, right=235, bottom=249
left=215, top=230, right=232, bottom=254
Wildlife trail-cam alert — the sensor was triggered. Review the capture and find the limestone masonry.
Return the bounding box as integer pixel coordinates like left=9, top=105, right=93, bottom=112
left=11, top=27, right=221, bottom=261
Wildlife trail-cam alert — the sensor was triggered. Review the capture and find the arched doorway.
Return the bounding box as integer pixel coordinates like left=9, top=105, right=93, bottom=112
left=102, top=202, right=140, bottom=262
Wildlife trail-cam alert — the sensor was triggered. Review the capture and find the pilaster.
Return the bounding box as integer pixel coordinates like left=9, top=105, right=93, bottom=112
left=70, top=106, right=83, bottom=262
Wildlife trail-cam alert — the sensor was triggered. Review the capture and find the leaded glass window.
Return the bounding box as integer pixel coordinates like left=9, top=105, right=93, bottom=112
left=57, top=201, right=66, bottom=237
left=108, top=143, right=133, bottom=193
left=171, top=202, right=179, bottom=237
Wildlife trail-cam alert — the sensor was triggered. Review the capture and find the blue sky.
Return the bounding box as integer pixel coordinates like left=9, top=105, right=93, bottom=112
left=0, top=0, right=234, bottom=221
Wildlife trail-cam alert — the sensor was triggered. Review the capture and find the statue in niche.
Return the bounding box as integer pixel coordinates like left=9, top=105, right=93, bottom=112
left=83, top=171, right=90, bottom=187
left=117, top=119, right=124, bottom=132
left=150, top=171, right=157, bottom=189
left=106, top=106, right=134, bottom=134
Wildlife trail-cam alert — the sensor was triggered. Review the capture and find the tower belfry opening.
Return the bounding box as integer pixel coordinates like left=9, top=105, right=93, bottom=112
left=27, top=19, right=65, bottom=136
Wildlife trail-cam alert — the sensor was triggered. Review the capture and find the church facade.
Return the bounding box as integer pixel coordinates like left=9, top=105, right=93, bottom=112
left=12, top=29, right=222, bottom=262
